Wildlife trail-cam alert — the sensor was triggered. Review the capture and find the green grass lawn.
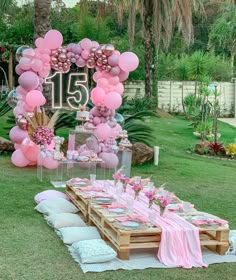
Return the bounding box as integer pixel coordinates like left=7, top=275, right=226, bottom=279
left=1, top=116, right=236, bottom=280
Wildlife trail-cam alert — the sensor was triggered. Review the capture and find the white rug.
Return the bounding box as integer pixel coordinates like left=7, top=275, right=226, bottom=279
left=67, top=230, right=236, bottom=273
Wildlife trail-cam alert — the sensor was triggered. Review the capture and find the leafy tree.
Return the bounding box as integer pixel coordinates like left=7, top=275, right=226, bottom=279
left=209, top=3, right=236, bottom=76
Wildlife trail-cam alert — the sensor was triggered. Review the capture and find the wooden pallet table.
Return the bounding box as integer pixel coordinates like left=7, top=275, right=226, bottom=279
left=66, top=185, right=229, bottom=260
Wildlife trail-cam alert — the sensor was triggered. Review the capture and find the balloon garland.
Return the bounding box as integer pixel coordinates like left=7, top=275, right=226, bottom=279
left=9, top=30, right=139, bottom=168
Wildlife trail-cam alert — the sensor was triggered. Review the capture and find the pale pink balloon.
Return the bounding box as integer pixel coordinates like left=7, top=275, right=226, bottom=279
left=14, top=143, right=22, bottom=150
left=92, top=72, right=101, bottom=82
left=108, top=76, right=119, bottom=85
left=92, top=41, right=100, bottom=48
left=38, top=68, right=50, bottom=78
left=111, top=123, right=122, bottom=138
left=118, top=52, right=139, bottom=72
left=89, top=107, right=101, bottom=117
left=43, top=157, right=59, bottom=169
left=21, top=138, right=40, bottom=162
left=72, top=44, right=82, bottom=54
left=16, top=86, right=27, bottom=95
left=31, top=59, right=43, bottom=72
left=80, top=38, right=92, bottom=50
left=90, top=87, right=106, bottom=104
left=76, top=58, right=86, bottom=67
left=23, top=48, right=35, bottom=58
left=81, top=50, right=89, bottom=60
left=13, top=106, right=24, bottom=116
left=96, top=123, right=112, bottom=140
left=23, top=103, right=35, bottom=112
left=118, top=69, right=129, bottom=82
left=19, top=57, right=32, bottom=70
left=93, top=116, right=101, bottom=125
left=35, top=37, right=44, bottom=49
left=40, top=48, right=51, bottom=55
left=11, top=149, right=30, bottom=167
left=114, top=82, right=124, bottom=95
left=104, top=92, right=122, bottom=109
left=99, top=152, right=119, bottom=169
left=47, top=140, right=55, bottom=150
left=41, top=54, right=50, bottom=63
left=15, top=65, right=25, bottom=76
left=44, top=30, right=63, bottom=50
left=110, top=66, right=121, bottom=76
left=26, top=90, right=46, bottom=107
left=108, top=54, right=119, bottom=66
left=97, top=78, right=109, bottom=88
left=10, top=126, right=29, bottom=144
left=113, top=50, right=120, bottom=56
left=18, top=71, right=39, bottom=91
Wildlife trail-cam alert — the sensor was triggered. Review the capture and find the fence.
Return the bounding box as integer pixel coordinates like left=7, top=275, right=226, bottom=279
left=124, top=80, right=236, bottom=117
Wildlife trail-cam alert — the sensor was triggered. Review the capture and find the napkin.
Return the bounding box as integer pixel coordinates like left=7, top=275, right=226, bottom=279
left=116, top=214, right=148, bottom=223
left=76, top=186, right=104, bottom=192
left=191, top=217, right=228, bottom=226
left=107, top=203, right=126, bottom=209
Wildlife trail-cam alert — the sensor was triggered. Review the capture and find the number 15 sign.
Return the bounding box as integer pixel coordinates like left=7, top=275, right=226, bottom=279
left=44, top=71, right=89, bottom=110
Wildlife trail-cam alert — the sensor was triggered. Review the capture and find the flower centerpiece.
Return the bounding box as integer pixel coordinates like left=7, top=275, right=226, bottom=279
left=25, top=108, right=59, bottom=151
left=112, top=170, right=124, bottom=186
left=120, top=176, right=130, bottom=192
left=144, top=189, right=157, bottom=208
left=131, top=183, right=143, bottom=200
left=155, top=191, right=171, bottom=216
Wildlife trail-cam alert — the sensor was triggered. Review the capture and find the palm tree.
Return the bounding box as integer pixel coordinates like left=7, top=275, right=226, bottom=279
left=0, top=0, right=14, bottom=14
left=34, top=0, right=51, bottom=39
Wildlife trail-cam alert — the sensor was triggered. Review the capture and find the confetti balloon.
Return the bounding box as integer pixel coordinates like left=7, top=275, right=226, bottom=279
left=15, top=46, right=30, bottom=62
left=7, top=89, right=18, bottom=108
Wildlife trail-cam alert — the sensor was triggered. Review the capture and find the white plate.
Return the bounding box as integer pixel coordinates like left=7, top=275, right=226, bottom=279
left=121, top=221, right=140, bottom=228
left=109, top=208, right=125, bottom=214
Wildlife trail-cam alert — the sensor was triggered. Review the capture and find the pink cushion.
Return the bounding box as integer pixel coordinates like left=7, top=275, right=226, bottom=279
left=34, top=190, right=69, bottom=204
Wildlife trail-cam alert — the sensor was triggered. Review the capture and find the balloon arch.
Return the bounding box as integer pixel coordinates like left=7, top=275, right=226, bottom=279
left=9, top=30, right=139, bottom=168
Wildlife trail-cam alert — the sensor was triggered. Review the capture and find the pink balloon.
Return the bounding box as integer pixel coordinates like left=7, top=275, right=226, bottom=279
left=43, top=157, right=59, bottom=169
left=89, top=107, right=101, bottom=117
left=92, top=72, right=101, bottom=82
left=15, top=65, right=25, bottom=76
left=97, top=78, right=109, bottom=88
left=13, top=106, right=24, bottom=116
left=10, top=126, right=29, bottom=144
left=35, top=37, right=45, bottom=49
left=119, top=69, right=129, bottom=82
left=80, top=38, right=92, bottom=50
left=72, top=44, right=82, bottom=54
left=47, top=140, right=55, bottom=150
left=108, top=76, right=119, bottom=85
left=110, top=66, right=121, bottom=76
left=108, top=54, right=119, bottom=66
left=90, top=87, right=106, bottom=104
left=11, top=149, right=30, bottom=167
left=111, top=124, right=122, bottom=138
left=18, top=71, right=39, bottom=91
left=38, top=69, right=50, bottom=78
left=31, top=59, right=43, bottom=72
left=76, top=58, right=86, bottom=67
left=93, top=116, right=101, bottom=125
left=81, top=50, right=89, bottom=60
left=104, top=92, right=122, bottom=110
left=41, top=54, right=50, bottom=63
left=16, top=86, right=27, bottom=95
left=21, top=138, right=40, bottom=162
left=23, top=48, right=35, bottom=58
left=26, top=90, right=46, bottom=107
left=14, top=143, right=22, bottom=150
left=96, top=123, right=112, bottom=140
left=114, top=83, right=124, bottom=95
left=119, top=52, right=139, bottom=72
left=44, top=30, right=63, bottom=50
left=19, top=57, right=32, bottom=70
left=92, top=41, right=100, bottom=48
left=23, top=103, right=35, bottom=112
left=99, top=152, right=119, bottom=169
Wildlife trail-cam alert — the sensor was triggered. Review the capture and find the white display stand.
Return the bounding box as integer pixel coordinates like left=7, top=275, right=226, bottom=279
left=117, top=149, right=132, bottom=177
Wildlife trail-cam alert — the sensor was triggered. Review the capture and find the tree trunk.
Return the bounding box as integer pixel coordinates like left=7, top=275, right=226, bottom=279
left=34, top=0, right=52, bottom=113
left=143, top=0, right=153, bottom=98
left=34, top=0, right=51, bottom=39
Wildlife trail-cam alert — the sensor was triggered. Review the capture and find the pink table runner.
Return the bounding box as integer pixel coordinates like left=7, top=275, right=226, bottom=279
left=96, top=180, right=207, bottom=268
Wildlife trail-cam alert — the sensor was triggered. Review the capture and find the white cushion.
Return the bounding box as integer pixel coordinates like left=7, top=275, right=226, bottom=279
left=58, top=226, right=101, bottom=244
left=46, top=213, right=86, bottom=229
left=72, top=239, right=117, bottom=263
left=35, top=197, right=78, bottom=216
left=34, top=190, right=69, bottom=204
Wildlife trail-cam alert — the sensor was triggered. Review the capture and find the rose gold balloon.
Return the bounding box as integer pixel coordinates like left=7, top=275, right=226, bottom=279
left=105, top=65, right=112, bottom=72
left=59, top=53, right=67, bottom=62
left=54, top=52, right=59, bottom=57
left=102, top=65, right=107, bottom=70
left=90, top=47, right=97, bottom=53
left=58, top=62, right=63, bottom=67
left=97, top=57, right=103, bottom=63
left=95, top=48, right=103, bottom=58
left=103, top=44, right=115, bottom=56
left=51, top=50, right=57, bottom=56
left=90, top=52, right=95, bottom=58
left=17, top=116, right=28, bottom=130
left=62, top=48, right=67, bottom=53
left=96, top=61, right=103, bottom=67
left=102, top=59, right=108, bottom=64
left=51, top=57, right=57, bottom=63
left=101, top=54, right=107, bottom=59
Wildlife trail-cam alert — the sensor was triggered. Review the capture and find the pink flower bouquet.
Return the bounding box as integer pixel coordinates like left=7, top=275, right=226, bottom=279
left=112, top=171, right=125, bottom=185
left=120, top=177, right=130, bottom=192
left=155, top=191, right=171, bottom=216
left=144, top=189, right=157, bottom=208
left=132, top=183, right=143, bottom=200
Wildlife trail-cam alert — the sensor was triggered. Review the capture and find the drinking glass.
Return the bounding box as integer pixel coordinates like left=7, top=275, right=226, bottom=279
left=90, top=174, right=96, bottom=186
